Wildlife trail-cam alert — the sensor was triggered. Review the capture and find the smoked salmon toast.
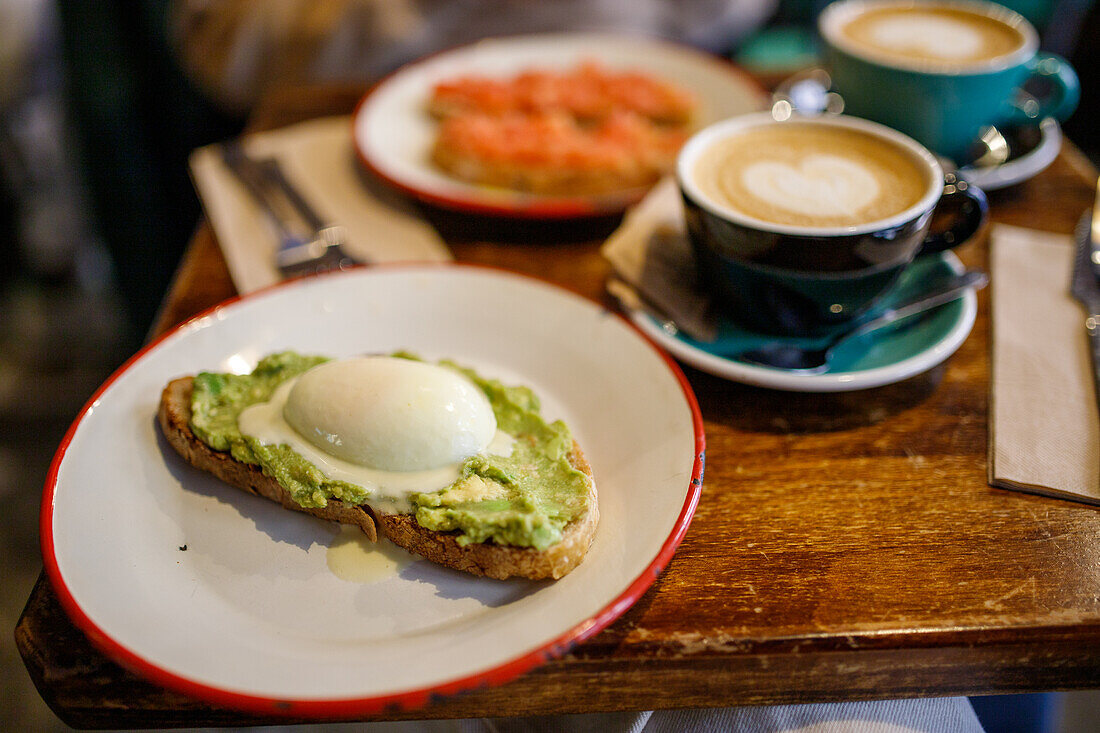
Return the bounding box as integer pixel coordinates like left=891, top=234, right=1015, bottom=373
left=431, top=110, right=688, bottom=195
left=427, top=61, right=698, bottom=195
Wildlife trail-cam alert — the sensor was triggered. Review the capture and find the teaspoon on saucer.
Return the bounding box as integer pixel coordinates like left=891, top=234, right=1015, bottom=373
left=734, top=269, right=989, bottom=374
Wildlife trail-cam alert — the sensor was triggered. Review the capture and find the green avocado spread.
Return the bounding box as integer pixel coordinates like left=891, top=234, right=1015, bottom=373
left=188, top=351, right=591, bottom=551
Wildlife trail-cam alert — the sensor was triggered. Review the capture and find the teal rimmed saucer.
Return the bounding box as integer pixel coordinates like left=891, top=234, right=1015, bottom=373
left=629, top=251, right=977, bottom=392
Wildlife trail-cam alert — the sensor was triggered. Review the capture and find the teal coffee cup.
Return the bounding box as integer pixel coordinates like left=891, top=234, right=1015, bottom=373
left=818, top=0, right=1079, bottom=163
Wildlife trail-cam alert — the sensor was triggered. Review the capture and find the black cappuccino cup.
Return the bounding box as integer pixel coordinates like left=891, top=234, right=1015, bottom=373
left=676, top=113, right=987, bottom=336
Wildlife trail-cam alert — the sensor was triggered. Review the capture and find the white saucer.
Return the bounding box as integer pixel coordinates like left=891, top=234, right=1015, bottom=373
left=956, top=117, right=1062, bottom=191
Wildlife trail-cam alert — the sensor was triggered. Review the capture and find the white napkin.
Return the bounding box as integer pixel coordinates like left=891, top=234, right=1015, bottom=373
left=189, top=115, right=451, bottom=293
left=989, top=223, right=1100, bottom=503
left=600, top=177, right=717, bottom=341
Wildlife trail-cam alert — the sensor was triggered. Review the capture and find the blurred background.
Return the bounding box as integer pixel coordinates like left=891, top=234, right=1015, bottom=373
left=1, top=0, right=1096, bottom=730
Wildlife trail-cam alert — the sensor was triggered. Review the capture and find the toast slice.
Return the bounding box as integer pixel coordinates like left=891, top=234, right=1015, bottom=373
left=157, top=376, right=598, bottom=580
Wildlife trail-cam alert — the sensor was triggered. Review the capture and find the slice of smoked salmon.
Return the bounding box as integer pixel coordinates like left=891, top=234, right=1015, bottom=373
left=429, top=61, right=698, bottom=125
left=431, top=110, right=688, bottom=195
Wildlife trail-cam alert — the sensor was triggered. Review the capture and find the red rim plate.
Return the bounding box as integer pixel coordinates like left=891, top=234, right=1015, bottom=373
left=40, top=262, right=706, bottom=717
left=351, top=33, right=767, bottom=219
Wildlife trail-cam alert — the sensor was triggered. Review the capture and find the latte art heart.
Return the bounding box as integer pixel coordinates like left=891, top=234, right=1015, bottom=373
left=867, top=15, right=984, bottom=59
left=742, top=155, right=880, bottom=218
left=690, top=122, right=928, bottom=228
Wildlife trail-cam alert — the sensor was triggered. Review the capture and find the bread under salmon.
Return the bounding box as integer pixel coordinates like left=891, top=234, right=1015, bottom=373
left=157, top=376, right=599, bottom=580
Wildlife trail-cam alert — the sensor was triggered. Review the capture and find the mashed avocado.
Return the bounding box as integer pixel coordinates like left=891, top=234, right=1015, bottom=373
left=189, top=351, right=591, bottom=551
left=189, top=352, right=369, bottom=508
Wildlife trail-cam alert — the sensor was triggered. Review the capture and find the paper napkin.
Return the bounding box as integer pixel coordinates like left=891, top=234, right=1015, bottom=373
left=989, top=223, right=1100, bottom=503
left=600, top=178, right=717, bottom=342
left=189, top=115, right=451, bottom=294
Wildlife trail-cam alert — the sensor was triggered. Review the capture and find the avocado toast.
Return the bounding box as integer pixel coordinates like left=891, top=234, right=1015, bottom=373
left=156, top=353, right=599, bottom=580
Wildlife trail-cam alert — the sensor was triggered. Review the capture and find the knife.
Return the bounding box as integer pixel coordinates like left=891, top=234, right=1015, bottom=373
left=220, top=140, right=356, bottom=277
left=1092, top=178, right=1100, bottom=272
left=1071, top=180, right=1100, bottom=412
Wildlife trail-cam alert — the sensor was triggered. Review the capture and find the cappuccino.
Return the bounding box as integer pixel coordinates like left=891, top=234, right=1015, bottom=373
left=838, top=3, right=1026, bottom=67
left=691, top=123, right=928, bottom=229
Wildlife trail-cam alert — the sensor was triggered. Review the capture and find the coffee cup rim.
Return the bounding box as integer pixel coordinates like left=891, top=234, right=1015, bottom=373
left=819, top=0, right=1039, bottom=74
left=675, top=112, right=945, bottom=238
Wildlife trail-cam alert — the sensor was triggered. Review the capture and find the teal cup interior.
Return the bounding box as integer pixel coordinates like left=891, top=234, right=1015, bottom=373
left=818, top=0, right=1079, bottom=163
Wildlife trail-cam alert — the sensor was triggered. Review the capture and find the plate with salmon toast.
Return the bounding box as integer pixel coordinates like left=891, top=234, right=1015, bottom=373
left=42, top=264, right=704, bottom=717
left=353, top=33, right=767, bottom=218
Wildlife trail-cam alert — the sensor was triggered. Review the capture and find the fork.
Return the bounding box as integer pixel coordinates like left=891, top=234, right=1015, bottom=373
left=220, top=140, right=358, bottom=278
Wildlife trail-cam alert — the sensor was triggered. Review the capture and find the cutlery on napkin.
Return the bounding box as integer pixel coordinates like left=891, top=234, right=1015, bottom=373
left=189, top=116, right=451, bottom=294
left=989, top=223, right=1100, bottom=503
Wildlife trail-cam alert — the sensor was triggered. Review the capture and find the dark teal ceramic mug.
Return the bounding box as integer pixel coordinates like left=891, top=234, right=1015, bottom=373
left=818, top=0, right=1079, bottom=163
left=676, top=113, right=987, bottom=336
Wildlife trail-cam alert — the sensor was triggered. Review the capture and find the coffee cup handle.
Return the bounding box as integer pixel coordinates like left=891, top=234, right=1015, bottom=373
left=917, top=175, right=988, bottom=255
left=1006, top=52, right=1080, bottom=126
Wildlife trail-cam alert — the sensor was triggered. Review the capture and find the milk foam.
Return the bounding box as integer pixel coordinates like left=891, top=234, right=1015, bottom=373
left=837, top=4, right=1026, bottom=66
left=867, top=14, right=984, bottom=59
left=742, top=155, right=880, bottom=218
left=689, top=123, right=929, bottom=229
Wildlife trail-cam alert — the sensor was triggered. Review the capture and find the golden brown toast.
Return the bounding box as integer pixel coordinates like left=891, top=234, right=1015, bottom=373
left=158, top=376, right=598, bottom=580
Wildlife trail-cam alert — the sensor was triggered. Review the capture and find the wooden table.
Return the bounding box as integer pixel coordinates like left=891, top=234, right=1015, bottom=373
left=16, top=84, right=1100, bottom=728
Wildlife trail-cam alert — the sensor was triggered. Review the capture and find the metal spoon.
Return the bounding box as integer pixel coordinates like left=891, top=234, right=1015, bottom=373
left=734, top=269, right=989, bottom=374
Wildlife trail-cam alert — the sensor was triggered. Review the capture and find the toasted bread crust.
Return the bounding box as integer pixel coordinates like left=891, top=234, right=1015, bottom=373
left=157, top=376, right=598, bottom=579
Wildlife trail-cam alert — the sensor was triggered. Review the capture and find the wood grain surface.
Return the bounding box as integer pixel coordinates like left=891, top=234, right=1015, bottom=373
left=16, top=83, right=1100, bottom=728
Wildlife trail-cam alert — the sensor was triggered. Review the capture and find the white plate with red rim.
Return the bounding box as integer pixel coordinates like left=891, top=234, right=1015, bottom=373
left=42, top=264, right=704, bottom=717
left=352, top=32, right=767, bottom=218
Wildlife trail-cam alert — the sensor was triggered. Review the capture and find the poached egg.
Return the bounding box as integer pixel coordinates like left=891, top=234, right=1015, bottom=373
left=237, top=356, right=513, bottom=513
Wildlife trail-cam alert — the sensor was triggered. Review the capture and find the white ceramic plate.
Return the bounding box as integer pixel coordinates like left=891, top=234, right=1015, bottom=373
left=626, top=252, right=977, bottom=393
left=42, top=265, right=704, bottom=716
left=352, top=32, right=767, bottom=218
